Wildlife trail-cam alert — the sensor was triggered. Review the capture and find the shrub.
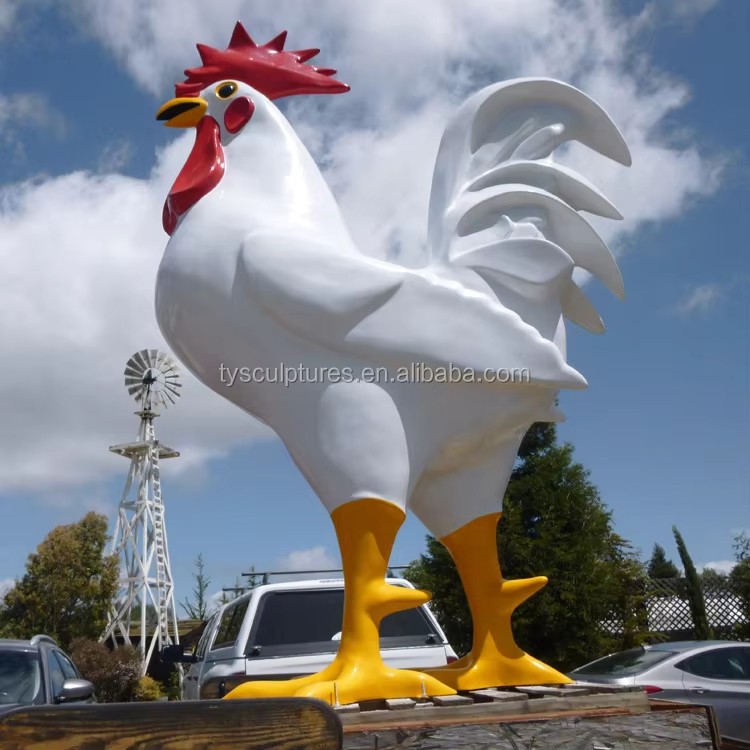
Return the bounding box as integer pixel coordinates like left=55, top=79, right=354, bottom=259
left=164, top=669, right=182, bottom=701
left=133, top=675, right=164, bottom=702
left=69, top=638, right=142, bottom=702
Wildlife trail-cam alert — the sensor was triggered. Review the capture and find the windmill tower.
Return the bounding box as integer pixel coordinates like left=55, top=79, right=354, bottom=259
left=102, top=349, right=182, bottom=674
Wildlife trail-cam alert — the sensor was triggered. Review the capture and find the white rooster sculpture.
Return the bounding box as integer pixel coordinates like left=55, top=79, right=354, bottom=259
left=155, top=22, right=630, bottom=705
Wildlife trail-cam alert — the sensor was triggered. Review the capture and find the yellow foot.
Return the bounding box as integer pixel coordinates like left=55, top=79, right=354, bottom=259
left=224, top=498, right=457, bottom=706
left=425, top=652, right=571, bottom=691
left=423, top=576, right=570, bottom=690
left=225, top=661, right=455, bottom=705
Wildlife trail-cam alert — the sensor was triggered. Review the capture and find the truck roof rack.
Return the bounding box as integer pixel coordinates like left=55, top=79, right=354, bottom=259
left=239, top=566, right=410, bottom=585
left=219, top=566, right=413, bottom=598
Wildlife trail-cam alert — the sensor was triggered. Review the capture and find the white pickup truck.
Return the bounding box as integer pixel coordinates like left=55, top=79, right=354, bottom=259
left=164, top=577, right=457, bottom=700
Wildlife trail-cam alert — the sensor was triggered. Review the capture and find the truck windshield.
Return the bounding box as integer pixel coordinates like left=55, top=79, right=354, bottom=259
left=0, top=650, right=44, bottom=704
left=245, top=589, right=439, bottom=657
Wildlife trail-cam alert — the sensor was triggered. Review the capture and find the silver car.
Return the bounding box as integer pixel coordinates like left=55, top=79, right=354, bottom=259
left=0, top=635, right=94, bottom=716
left=568, top=640, right=750, bottom=743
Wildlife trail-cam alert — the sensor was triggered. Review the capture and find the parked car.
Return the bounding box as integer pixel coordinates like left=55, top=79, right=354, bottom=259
left=164, top=577, right=458, bottom=700
left=0, top=635, right=95, bottom=715
left=568, top=640, right=750, bottom=742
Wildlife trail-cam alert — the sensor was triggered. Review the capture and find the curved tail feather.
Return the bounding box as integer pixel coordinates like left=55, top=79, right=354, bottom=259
left=427, top=78, right=630, bottom=332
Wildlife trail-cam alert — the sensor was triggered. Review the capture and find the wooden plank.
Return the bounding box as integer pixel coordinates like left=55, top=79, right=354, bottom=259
left=342, top=706, right=716, bottom=749
left=384, top=699, right=416, bottom=710
left=515, top=684, right=591, bottom=697
left=0, top=697, right=342, bottom=750
left=467, top=689, right=529, bottom=703
left=334, top=703, right=361, bottom=714
left=340, top=690, right=650, bottom=731
left=432, top=695, right=474, bottom=707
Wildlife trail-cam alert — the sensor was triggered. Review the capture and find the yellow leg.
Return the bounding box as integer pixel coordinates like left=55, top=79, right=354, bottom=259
left=423, top=513, right=571, bottom=690
left=224, top=498, right=455, bottom=705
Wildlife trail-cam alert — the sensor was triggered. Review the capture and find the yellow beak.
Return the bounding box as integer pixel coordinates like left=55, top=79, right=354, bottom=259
left=156, top=97, right=208, bottom=128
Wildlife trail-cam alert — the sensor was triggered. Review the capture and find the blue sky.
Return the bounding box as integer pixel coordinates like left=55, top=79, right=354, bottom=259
left=0, top=0, right=747, bottom=609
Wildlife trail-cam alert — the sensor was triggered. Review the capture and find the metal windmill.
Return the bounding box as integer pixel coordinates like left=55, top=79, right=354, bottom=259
left=102, top=349, right=182, bottom=674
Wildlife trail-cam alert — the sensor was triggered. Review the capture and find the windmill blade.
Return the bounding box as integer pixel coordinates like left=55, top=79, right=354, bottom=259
left=123, top=349, right=182, bottom=407
left=124, top=363, right=145, bottom=379
left=152, top=350, right=168, bottom=370
left=133, top=350, right=149, bottom=370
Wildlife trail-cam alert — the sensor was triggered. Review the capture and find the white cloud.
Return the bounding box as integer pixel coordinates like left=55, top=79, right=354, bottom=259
left=674, top=283, right=727, bottom=317
left=0, top=137, right=271, bottom=494
left=0, top=0, right=726, bottom=494
left=97, top=138, right=135, bottom=173
left=658, top=0, right=721, bottom=23
left=276, top=547, right=339, bottom=572
left=0, top=93, right=67, bottom=160
left=700, top=560, right=736, bottom=575
left=0, top=1, right=17, bottom=36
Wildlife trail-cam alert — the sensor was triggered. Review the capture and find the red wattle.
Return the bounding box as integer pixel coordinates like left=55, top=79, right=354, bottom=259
left=163, top=116, right=225, bottom=235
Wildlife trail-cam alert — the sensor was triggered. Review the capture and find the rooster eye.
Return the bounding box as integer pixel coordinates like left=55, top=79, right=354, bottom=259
left=216, top=82, right=238, bottom=100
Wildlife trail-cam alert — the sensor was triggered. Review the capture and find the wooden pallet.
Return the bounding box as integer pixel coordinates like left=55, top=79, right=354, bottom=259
left=334, top=683, right=647, bottom=727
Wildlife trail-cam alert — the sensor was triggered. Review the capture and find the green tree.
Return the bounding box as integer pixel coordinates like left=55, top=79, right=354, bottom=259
left=407, top=423, right=650, bottom=671
left=647, top=543, right=680, bottom=579
left=0, top=513, right=119, bottom=650
left=180, top=553, right=211, bottom=619
left=672, top=526, right=713, bottom=640
left=700, top=566, right=729, bottom=586
left=730, top=531, right=750, bottom=639
left=734, top=531, right=750, bottom=562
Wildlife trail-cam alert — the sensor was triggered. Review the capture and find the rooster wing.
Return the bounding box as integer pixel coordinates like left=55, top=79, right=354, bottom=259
left=238, top=233, right=584, bottom=388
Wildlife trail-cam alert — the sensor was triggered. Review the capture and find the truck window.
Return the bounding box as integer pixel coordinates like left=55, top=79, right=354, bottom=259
left=245, top=589, right=438, bottom=657
left=196, top=612, right=219, bottom=660
left=211, top=600, right=249, bottom=651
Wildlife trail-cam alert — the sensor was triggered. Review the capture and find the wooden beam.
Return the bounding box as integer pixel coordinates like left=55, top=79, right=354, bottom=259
left=340, top=690, right=650, bottom=732
left=0, top=698, right=342, bottom=750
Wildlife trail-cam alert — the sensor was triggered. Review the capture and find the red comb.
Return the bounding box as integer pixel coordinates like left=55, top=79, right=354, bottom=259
left=175, top=22, right=350, bottom=99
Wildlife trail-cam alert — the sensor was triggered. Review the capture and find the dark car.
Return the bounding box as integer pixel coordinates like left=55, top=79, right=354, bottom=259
left=0, top=635, right=94, bottom=715
left=568, top=640, right=750, bottom=743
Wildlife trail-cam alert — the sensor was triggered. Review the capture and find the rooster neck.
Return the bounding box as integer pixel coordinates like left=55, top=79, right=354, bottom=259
left=210, top=109, right=352, bottom=245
